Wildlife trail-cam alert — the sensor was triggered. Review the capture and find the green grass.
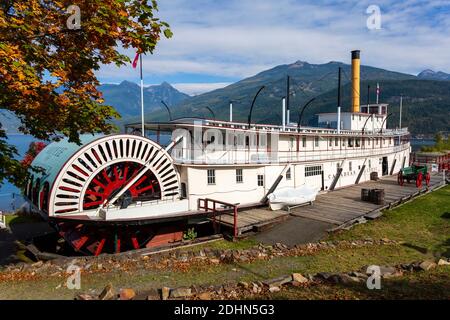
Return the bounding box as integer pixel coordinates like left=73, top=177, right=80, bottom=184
left=329, top=185, right=450, bottom=258
left=0, top=186, right=449, bottom=300
left=263, top=266, right=450, bottom=300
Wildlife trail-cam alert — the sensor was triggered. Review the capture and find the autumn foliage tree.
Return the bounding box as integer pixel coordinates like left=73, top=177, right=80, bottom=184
left=0, top=0, right=172, bottom=187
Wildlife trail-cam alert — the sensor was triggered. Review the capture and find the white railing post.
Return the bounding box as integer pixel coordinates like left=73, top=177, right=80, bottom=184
left=0, top=211, right=6, bottom=229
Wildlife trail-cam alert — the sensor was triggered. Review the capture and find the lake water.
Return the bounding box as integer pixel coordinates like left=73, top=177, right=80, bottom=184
left=0, top=135, right=437, bottom=212
left=0, top=135, right=39, bottom=211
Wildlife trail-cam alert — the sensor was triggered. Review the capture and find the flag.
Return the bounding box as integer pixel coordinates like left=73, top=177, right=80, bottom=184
left=132, top=53, right=140, bottom=69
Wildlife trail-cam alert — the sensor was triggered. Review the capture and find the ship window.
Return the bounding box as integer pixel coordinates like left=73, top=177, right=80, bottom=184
left=207, top=169, right=216, bottom=185
left=348, top=138, right=354, bottom=147
left=335, top=138, right=339, bottom=147
left=329, top=138, right=332, bottom=147
left=302, top=137, right=307, bottom=148
left=236, top=169, right=243, bottom=184
left=305, top=165, right=323, bottom=177
left=314, top=137, right=319, bottom=147
left=349, top=162, right=353, bottom=171
left=286, top=168, right=292, bottom=180
left=356, top=139, right=360, bottom=147
left=369, top=160, right=372, bottom=168
left=257, top=175, right=264, bottom=187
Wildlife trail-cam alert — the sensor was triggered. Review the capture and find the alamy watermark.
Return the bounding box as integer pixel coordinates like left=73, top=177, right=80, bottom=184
left=366, top=265, right=381, bottom=290
left=66, top=5, right=81, bottom=30
left=366, top=5, right=382, bottom=30
left=66, top=262, right=81, bottom=290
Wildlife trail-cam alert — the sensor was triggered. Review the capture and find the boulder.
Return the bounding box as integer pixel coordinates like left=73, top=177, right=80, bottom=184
left=99, top=283, right=116, bottom=300
left=291, top=273, right=308, bottom=283
left=119, top=288, right=136, bottom=300
left=197, top=292, right=212, bottom=300
left=170, top=287, right=192, bottom=299
left=438, top=259, right=450, bottom=266
left=268, top=286, right=280, bottom=293
left=419, top=260, right=437, bottom=271
left=161, top=287, right=171, bottom=300
left=75, top=294, right=95, bottom=300
left=262, top=276, right=292, bottom=288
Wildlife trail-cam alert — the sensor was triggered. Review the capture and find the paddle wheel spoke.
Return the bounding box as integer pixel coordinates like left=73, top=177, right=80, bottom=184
left=82, top=162, right=161, bottom=211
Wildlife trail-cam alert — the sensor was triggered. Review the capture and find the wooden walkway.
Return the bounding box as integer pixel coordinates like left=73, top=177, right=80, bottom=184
left=214, top=208, right=289, bottom=235
left=214, top=173, right=446, bottom=236
left=290, top=173, right=446, bottom=230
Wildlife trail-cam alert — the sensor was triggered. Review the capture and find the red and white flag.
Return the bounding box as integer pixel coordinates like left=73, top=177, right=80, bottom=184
left=132, top=53, right=140, bottom=69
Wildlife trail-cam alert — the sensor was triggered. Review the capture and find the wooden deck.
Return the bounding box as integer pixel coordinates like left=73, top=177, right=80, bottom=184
left=214, top=208, right=289, bottom=235
left=215, top=173, right=446, bottom=235
left=290, top=173, right=446, bottom=230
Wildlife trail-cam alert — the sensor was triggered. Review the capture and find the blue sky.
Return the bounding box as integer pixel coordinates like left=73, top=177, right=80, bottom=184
left=97, top=0, right=450, bottom=95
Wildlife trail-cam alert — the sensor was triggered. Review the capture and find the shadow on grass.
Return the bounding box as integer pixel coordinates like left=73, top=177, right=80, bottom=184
left=438, top=238, right=450, bottom=258
left=402, top=243, right=429, bottom=254
left=441, top=212, right=450, bottom=219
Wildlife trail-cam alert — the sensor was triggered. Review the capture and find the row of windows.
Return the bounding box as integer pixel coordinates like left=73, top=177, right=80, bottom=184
left=294, top=136, right=393, bottom=150
left=207, top=169, right=265, bottom=186
left=305, top=166, right=323, bottom=177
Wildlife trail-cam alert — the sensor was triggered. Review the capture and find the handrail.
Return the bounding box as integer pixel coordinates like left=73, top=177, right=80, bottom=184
left=198, top=198, right=238, bottom=237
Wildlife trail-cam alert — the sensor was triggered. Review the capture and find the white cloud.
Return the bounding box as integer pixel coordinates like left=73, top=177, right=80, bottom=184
left=97, top=0, right=450, bottom=84
left=172, top=82, right=232, bottom=96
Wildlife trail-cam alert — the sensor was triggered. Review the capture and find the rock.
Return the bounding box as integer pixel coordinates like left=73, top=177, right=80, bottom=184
left=32, top=261, right=44, bottom=268
left=75, top=294, right=95, bottom=300
left=197, top=292, right=212, bottom=300
left=269, top=286, right=280, bottom=293
left=238, top=281, right=249, bottom=289
left=419, top=260, right=437, bottom=271
left=147, top=294, right=160, bottom=300
left=161, top=287, right=171, bottom=300
left=98, top=283, right=116, bottom=300
left=335, top=274, right=362, bottom=284
left=75, top=293, right=95, bottom=300
left=350, top=271, right=368, bottom=279
left=209, top=258, right=220, bottom=265
left=292, top=273, right=308, bottom=283
left=438, top=259, right=450, bottom=266
left=263, top=276, right=292, bottom=288
left=251, top=283, right=259, bottom=294
left=119, top=288, right=136, bottom=300
left=365, top=266, right=397, bottom=277
left=315, top=272, right=333, bottom=280
left=239, top=255, right=249, bottom=262
left=170, top=287, right=192, bottom=298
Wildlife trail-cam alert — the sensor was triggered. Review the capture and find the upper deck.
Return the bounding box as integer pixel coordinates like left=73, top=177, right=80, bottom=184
left=125, top=116, right=410, bottom=166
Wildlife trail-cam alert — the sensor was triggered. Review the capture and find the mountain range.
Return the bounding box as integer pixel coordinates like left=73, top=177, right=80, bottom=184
left=417, top=70, right=450, bottom=81
left=1, top=62, right=450, bottom=136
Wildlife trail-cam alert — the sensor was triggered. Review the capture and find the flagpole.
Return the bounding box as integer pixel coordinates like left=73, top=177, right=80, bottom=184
left=140, top=54, right=145, bottom=137
left=376, top=82, right=380, bottom=104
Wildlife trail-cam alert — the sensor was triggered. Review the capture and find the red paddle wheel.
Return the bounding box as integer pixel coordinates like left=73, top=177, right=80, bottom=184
left=82, top=161, right=161, bottom=210
left=57, top=161, right=164, bottom=255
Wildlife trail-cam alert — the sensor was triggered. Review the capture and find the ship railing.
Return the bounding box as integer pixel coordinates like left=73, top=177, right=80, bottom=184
left=172, top=144, right=411, bottom=165
left=197, top=198, right=238, bottom=237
